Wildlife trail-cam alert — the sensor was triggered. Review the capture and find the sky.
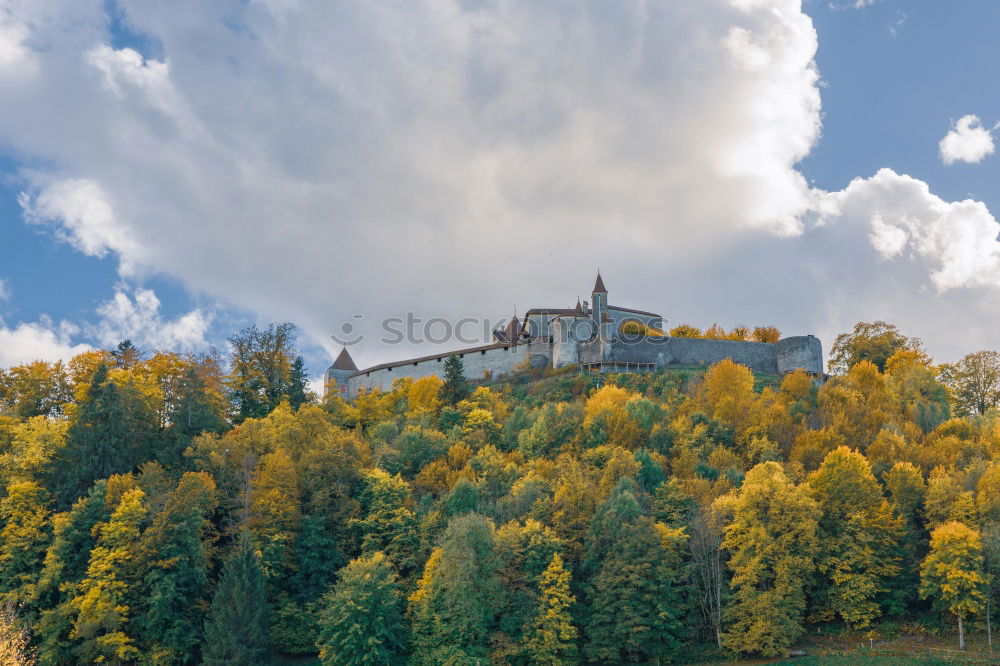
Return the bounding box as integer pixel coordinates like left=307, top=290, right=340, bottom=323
left=1, top=0, right=999, bottom=384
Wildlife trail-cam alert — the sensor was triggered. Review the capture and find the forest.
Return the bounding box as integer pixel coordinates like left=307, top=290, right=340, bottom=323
left=0, top=320, right=999, bottom=665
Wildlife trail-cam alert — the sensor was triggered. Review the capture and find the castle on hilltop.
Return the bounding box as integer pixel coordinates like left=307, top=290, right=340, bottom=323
left=325, top=273, right=824, bottom=400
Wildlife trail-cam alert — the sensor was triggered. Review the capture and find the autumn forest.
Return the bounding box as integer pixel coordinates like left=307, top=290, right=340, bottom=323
left=1, top=321, right=999, bottom=664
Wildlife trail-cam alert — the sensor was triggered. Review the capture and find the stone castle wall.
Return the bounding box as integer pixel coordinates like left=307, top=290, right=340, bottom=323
left=345, top=340, right=552, bottom=399
left=344, top=333, right=823, bottom=399
left=578, top=334, right=823, bottom=376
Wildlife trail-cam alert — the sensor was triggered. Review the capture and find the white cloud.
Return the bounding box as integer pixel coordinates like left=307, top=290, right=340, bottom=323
left=0, top=278, right=9, bottom=302
left=816, top=168, right=1000, bottom=291
left=0, top=317, right=91, bottom=366
left=0, top=0, right=823, bottom=356
left=19, top=178, right=144, bottom=274
left=92, top=287, right=211, bottom=351
left=939, top=115, right=995, bottom=165
left=828, top=0, right=875, bottom=9
left=0, top=0, right=999, bottom=367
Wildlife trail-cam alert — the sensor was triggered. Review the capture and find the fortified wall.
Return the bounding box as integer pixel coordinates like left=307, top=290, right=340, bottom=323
left=326, top=273, right=825, bottom=400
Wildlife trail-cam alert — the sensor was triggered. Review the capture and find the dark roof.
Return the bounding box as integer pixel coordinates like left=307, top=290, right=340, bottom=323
left=331, top=347, right=358, bottom=371
left=525, top=308, right=581, bottom=316
left=593, top=272, right=607, bottom=294
left=351, top=342, right=513, bottom=378
left=609, top=304, right=661, bottom=318
left=504, top=317, right=521, bottom=339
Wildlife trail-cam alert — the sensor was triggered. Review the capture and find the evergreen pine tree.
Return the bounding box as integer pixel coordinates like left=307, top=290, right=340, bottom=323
left=34, top=481, right=111, bottom=666
left=167, top=367, right=225, bottom=446
left=55, top=365, right=156, bottom=507
left=69, top=487, right=147, bottom=664
left=441, top=355, right=470, bottom=405
left=584, top=518, right=686, bottom=664
left=137, top=472, right=217, bottom=665
left=526, top=553, right=577, bottom=666
left=288, top=356, right=309, bottom=410
left=317, top=551, right=407, bottom=665
left=292, top=514, right=343, bottom=602
left=202, top=534, right=271, bottom=665
left=110, top=339, right=143, bottom=369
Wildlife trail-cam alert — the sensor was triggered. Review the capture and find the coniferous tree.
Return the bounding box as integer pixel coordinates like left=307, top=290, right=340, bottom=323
left=317, top=552, right=407, bottom=665
left=584, top=517, right=686, bottom=664
left=526, top=552, right=577, bottom=666
left=54, top=365, right=156, bottom=507
left=165, top=367, right=226, bottom=463
left=34, top=481, right=111, bottom=666
left=288, top=356, right=309, bottom=411
left=110, top=340, right=143, bottom=370
left=202, top=534, right=271, bottom=666
left=137, top=472, right=217, bottom=665
left=441, top=355, right=470, bottom=405
left=69, top=487, right=147, bottom=664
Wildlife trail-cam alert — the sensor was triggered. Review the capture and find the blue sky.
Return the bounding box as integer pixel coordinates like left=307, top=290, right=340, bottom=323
left=1, top=0, right=999, bottom=381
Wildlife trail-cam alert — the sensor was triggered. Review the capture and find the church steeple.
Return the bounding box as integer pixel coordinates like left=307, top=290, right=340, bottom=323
left=591, top=271, right=608, bottom=329
left=592, top=271, right=607, bottom=294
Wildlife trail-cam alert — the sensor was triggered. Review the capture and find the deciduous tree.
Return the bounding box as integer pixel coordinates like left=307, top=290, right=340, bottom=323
left=317, top=551, right=407, bottom=665
left=920, top=521, right=988, bottom=650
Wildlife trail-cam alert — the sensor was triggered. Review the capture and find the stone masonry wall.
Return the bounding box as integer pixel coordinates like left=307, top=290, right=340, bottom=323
left=345, top=340, right=551, bottom=398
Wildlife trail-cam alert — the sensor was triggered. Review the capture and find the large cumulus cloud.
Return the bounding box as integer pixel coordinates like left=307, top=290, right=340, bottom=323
left=1, top=0, right=998, bottom=366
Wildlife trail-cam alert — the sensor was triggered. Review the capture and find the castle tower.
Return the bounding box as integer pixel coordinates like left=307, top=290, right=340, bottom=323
left=591, top=271, right=608, bottom=331
left=324, top=347, right=359, bottom=397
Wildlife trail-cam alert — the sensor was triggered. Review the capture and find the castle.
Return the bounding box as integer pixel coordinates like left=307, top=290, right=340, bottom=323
left=325, top=273, right=824, bottom=400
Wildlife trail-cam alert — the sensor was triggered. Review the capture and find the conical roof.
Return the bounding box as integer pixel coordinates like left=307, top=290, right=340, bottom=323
left=504, top=317, right=521, bottom=340
left=593, top=272, right=607, bottom=294
left=331, top=347, right=358, bottom=371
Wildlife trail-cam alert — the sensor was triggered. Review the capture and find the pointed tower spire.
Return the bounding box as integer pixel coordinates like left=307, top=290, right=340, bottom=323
left=332, top=347, right=358, bottom=371
left=593, top=271, right=607, bottom=294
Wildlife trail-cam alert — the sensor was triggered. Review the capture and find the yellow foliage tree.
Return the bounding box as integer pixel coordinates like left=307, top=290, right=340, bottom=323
left=920, top=521, right=989, bottom=650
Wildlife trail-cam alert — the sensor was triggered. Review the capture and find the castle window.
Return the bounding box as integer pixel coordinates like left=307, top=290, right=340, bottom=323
left=481, top=350, right=486, bottom=355
left=437, top=357, right=442, bottom=362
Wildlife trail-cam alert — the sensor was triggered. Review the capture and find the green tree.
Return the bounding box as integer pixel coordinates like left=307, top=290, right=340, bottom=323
left=828, top=321, right=922, bottom=374
left=409, top=513, right=502, bottom=663
left=69, top=487, right=147, bottom=664
left=54, top=365, right=157, bottom=506
left=721, top=462, right=820, bottom=657
left=202, top=534, right=272, bottom=665
left=317, top=552, right=407, bottom=665
left=920, top=521, right=989, bottom=650
left=291, top=514, right=344, bottom=602
left=288, top=356, right=310, bottom=410
left=164, top=366, right=226, bottom=465
left=33, top=482, right=112, bottom=666
left=441, top=355, right=470, bottom=406
left=525, top=553, right=577, bottom=666
left=137, top=472, right=217, bottom=665
left=228, top=323, right=298, bottom=423
left=584, top=518, right=686, bottom=664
